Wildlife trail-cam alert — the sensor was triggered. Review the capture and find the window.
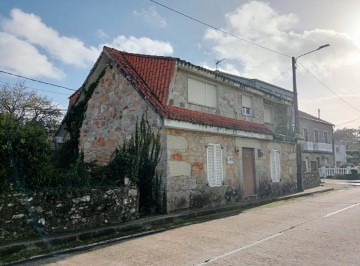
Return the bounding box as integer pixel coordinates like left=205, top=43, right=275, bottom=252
left=303, top=129, right=308, bottom=141
left=206, top=144, right=223, bottom=187
left=188, top=78, right=217, bottom=108
left=264, top=105, right=272, bottom=123
left=242, top=95, right=252, bottom=116
left=270, top=150, right=281, bottom=182
left=314, top=130, right=319, bottom=142
left=323, top=132, right=328, bottom=143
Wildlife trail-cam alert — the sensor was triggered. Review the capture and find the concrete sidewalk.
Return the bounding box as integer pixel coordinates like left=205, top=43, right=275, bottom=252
left=1, top=185, right=334, bottom=265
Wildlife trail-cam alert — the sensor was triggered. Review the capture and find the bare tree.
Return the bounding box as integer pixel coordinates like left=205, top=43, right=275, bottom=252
left=0, top=81, right=62, bottom=134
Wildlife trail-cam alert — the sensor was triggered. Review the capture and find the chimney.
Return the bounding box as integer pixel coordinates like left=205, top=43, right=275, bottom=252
left=318, top=109, right=320, bottom=119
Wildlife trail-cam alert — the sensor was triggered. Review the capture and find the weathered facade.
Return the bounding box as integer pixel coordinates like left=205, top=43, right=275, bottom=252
left=58, top=47, right=299, bottom=213
left=299, top=111, right=335, bottom=171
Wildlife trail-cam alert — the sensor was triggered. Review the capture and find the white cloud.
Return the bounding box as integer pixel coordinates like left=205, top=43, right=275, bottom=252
left=133, top=6, right=167, bottom=28
left=95, top=29, right=109, bottom=41
left=203, top=1, right=360, bottom=128
left=2, top=8, right=98, bottom=67
left=204, top=1, right=360, bottom=82
left=102, top=35, right=173, bottom=56
left=0, top=32, right=63, bottom=79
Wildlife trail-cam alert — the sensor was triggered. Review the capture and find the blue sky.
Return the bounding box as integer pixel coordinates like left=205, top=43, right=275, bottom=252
left=1, top=0, right=360, bottom=128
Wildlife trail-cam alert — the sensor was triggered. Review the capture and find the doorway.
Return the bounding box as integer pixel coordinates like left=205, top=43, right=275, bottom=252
left=242, top=148, right=256, bottom=197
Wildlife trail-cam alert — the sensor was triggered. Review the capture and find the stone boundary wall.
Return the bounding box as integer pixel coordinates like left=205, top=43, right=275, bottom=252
left=0, top=181, right=138, bottom=243
left=303, top=171, right=320, bottom=189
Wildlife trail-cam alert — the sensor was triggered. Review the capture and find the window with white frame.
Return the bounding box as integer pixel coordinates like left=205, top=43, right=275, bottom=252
left=242, top=95, right=252, bottom=116
left=188, top=78, right=217, bottom=108
left=206, top=144, right=223, bottom=187
left=270, top=150, right=281, bottom=182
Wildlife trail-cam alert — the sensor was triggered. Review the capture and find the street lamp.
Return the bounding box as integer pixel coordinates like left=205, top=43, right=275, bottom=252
left=292, top=44, right=330, bottom=192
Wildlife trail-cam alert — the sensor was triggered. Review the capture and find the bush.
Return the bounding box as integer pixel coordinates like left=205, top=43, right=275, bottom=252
left=0, top=114, right=51, bottom=192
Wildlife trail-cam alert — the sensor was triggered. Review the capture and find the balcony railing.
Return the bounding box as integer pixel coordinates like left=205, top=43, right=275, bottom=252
left=302, top=141, right=333, bottom=152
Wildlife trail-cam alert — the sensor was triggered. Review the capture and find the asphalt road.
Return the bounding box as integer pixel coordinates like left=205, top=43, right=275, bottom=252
left=24, top=181, right=360, bottom=266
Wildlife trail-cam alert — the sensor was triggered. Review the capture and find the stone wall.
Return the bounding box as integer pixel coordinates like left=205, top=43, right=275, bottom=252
left=0, top=181, right=138, bottom=243
left=80, top=66, right=160, bottom=165
left=303, top=171, right=320, bottom=189
left=165, top=128, right=297, bottom=212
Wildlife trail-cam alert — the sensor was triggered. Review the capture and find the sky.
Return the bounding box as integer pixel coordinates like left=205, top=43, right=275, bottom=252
left=1, top=0, right=360, bottom=129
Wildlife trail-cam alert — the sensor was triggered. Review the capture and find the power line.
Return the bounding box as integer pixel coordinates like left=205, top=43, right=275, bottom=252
left=0, top=80, right=69, bottom=96
left=0, top=70, right=76, bottom=91
left=149, top=0, right=291, bottom=58
left=297, top=61, right=360, bottom=114
left=271, top=67, right=292, bottom=83
left=336, top=117, right=360, bottom=127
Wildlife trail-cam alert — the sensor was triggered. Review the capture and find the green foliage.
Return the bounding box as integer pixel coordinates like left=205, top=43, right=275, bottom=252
left=61, top=69, right=106, bottom=168
left=334, top=127, right=360, bottom=142
left=125, top=113, right=162, bottom=213
left=0, top=114, right=51, bottom=192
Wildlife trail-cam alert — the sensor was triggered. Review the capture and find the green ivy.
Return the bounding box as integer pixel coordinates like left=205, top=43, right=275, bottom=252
left=54, top=69, right=106, bottom=168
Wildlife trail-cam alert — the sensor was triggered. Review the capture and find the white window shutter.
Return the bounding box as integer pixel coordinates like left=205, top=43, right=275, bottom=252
left=242, top=95, right=252, bottom=108
left=214, top=144, right=223, bottom=186
left=270, top=150, right=281, bottom=182
left=207, top=144, right=215, bottom=187
left=207, top=144, right=223, bottom=187
left=274, top=150, right=280, bottom=182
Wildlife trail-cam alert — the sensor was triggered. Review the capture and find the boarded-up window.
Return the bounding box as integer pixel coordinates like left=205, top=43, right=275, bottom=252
left=264, top=104, right=272, bottom=123
left=188, top=78, right=217, bottom=108
left=206, top=144, right=223, bottom=187
left=242, top=95, right=252, bottom=116
left=270, top=150, right=281, bottom=182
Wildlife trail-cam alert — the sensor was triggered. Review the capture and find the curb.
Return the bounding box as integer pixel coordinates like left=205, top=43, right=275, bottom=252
left=2, top=187, right=334, bottom=265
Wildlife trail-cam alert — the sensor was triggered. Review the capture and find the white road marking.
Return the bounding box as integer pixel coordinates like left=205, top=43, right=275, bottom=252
left=195, top=232, right=284, bottom=265
left=324, top=203, right=360, bottom=218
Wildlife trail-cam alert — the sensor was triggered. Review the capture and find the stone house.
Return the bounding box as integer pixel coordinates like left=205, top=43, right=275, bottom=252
left=57, top=46, right=298, bottom=213
left=299, top=111, right=335, bottom=171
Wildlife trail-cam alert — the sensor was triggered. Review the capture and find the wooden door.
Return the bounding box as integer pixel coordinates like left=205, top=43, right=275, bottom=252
left=242, top=148, right=256, bottom=197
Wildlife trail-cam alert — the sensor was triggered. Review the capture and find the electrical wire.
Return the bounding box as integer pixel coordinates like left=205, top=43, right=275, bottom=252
left=297, top=62, right=360, bottom=114
left=0, top=80, right=69, bottom=96
left=149, top=0, right=291, bottom=58
left=336, top=117, right=360, bottom=127
left=0, top=70, right=76, bottom=91
left=271, top=67, right=292, bottom=83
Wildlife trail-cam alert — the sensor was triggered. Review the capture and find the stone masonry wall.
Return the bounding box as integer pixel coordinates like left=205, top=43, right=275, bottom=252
left=303, top=171, right=320, bottom=190
left=165, top=128, right=297, bottom=212
left=169, top=70, right=264, bottom=124
left=80, top=66, right=160, bottom=165
left=0, top=180, right=138, bottom=243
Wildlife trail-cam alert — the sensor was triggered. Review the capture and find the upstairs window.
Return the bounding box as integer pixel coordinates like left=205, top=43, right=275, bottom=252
left=314, top=130, right=319, bottom=142
left=264, top=104, right=272, bottom=123
left=323, top=132, right=328, bottom=143
left=303, top=129, right=308, bottom=141
left=242, top=95, right=252, bottom=116
left=206, top=144, right=223, bottom=187
left=188, top=78, right=217, bottom=108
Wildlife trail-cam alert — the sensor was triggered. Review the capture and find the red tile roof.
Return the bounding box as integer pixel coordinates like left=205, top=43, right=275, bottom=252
left=103, top=47, right=273, bottom=136
left=166, top=106, right=273, bottom=135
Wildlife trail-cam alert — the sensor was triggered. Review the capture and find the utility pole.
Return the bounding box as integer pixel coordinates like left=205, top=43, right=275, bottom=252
left=292, top=44, right=330, bottom=192
left=292, top=57, right=303, bottom=192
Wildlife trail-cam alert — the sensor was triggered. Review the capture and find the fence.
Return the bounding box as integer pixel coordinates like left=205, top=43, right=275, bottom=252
left=319, top=167, right=351, bottom=178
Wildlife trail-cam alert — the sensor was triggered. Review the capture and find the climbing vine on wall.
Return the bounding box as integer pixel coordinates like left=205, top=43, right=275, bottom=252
left=54, top=69, right=106, bottom=168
